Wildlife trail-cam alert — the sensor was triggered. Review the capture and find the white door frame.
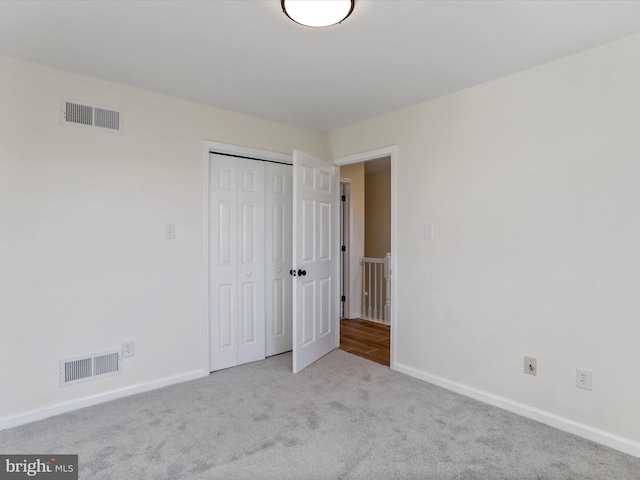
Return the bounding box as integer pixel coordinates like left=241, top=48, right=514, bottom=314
left=202, top=140, right=292, bottom=373
left=339, top=180, right=352, bottom=319
left=333, top=146, right=398, bottom=369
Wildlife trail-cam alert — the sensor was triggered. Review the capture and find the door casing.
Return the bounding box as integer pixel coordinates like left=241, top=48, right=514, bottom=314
left=339, top=180, right=351, bottom=319
left=333, top=146, right=398, bottom=369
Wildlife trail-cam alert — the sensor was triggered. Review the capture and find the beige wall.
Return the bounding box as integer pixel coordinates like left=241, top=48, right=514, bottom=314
left=339, top=162, right=365, bottom=318
left=364, top=170, right=391, bottom=258
left=329, top=34, right=640, bottom=449
left=4, top=31, right=640, bottom=455
left=0, top=54, right=327, bottom=424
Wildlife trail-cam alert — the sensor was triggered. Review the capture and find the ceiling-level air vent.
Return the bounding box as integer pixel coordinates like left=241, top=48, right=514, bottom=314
left=60, top=98, right=124, bottom=133
left=59, top=350, right=122, bottom=387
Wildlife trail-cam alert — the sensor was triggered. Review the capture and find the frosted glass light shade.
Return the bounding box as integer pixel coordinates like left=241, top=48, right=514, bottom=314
left=282, top=0, right=354, bottom=28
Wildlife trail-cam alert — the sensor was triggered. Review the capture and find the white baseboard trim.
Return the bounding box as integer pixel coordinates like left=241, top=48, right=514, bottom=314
left=394, top=362, right=640, bottom=459
left=0, top=369, right=208, bottom=431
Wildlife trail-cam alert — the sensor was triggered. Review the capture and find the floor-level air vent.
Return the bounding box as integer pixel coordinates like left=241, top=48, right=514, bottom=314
left=59, top=350, right=122, bottom=387
left=60, top=98, right=124, bottom=133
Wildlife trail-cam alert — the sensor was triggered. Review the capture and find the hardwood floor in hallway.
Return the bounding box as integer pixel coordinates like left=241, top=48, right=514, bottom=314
left=339, top=318, right=390, bottom=366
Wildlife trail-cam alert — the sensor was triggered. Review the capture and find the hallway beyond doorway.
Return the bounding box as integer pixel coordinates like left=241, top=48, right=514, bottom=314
left=339, top=318, right=390, bottom=366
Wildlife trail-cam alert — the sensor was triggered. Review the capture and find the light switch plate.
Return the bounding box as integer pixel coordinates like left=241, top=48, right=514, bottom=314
left=164, top=224, right=175, bottom=240
left=424, top=224, right=434, bottom=240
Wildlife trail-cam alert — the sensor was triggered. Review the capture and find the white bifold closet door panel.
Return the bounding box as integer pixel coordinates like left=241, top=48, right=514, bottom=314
left=265, top=163, right=293, bottom=357
left=209, top=154, right=266, bottom=371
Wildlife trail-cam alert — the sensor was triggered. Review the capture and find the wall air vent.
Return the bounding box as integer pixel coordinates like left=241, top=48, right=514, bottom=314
left=60, top=98, right=124, bottom=133
left=59, top=350, right=122, bottom=387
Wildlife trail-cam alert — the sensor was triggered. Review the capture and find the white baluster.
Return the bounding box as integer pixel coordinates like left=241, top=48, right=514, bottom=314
left=358, top=256, right=390, bottom=323
left=374, top=262, right=378, bottom=320
left=367, top=262, right=371, bottom=319
left=384, top=253, right=391, bottom=325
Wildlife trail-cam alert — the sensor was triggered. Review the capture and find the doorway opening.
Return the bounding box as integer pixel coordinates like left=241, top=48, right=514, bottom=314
left=335, top=153, right=394, bottom=367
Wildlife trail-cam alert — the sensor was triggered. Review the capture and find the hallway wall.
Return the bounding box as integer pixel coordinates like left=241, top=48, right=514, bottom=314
left=364, top=170, right=391, bottom=258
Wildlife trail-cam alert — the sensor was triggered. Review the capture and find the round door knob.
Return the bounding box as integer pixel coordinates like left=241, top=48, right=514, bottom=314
left=298, top=269, right=307, bottom=277
left=290, top=269, right=296, bottom=276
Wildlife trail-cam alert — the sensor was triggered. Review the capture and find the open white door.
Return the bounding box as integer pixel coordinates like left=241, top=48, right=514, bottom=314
left=292, top=150, right=340, bottom=373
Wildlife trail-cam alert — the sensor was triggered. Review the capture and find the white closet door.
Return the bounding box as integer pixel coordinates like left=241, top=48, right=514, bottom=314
left=237, top=158, right=266, bottom=365
left=265, top=162, right=293, bottom=356
left=209, top=154, right=239, bottom=371
left=209, top=154, right=265, bottom=370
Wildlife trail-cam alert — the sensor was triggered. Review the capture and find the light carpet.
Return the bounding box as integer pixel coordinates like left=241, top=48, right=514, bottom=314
left=1, top=350, right=639, bottom=479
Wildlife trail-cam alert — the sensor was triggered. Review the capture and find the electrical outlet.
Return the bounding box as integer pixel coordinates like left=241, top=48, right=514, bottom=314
left=576, top=369, right=592, bottom=390
left=122, top=341, right=134, bottom=358
left=524, top=356, right=537, bottom=376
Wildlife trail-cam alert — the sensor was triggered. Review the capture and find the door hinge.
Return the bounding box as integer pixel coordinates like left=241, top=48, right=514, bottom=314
left=341, top=195, right=346, bottom=201
left=341, top=295, right=346, bottom=302
left=341, top=245, right=346, bottom=252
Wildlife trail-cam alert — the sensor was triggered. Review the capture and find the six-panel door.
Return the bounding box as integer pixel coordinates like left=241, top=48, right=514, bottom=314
left=209, top=154, right=266, bottom=371
left=292, top=150, right=339, bottom=373
left=265, top=163, right=293, bottom=357
left=209, top=154, right=293, bottom=371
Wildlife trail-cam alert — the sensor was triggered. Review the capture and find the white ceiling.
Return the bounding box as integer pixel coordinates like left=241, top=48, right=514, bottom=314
left=1, top=1, right=639, bottom=133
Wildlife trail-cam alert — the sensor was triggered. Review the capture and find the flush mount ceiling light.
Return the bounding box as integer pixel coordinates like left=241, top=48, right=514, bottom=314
left=282, top=0, right=355, bottom=28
